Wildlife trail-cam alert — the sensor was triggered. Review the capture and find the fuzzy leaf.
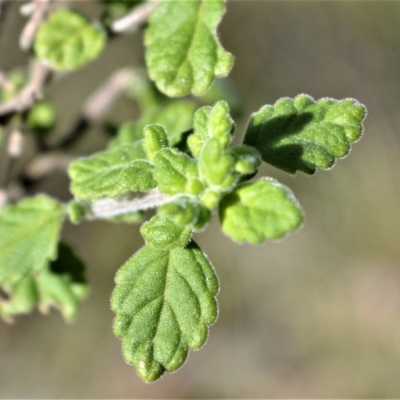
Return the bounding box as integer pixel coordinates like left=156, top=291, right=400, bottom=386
left=198, top=138, right=238, bottom=191
left=0, top=195, right=64, bottom=284
left=145, top=0, right=234, bottom=97
left=158, top=196, right=211, bottom=231
left=111, top=241, right=218, bottom=382
left=35, top=10, right=106, bottom=71
left=219, top=178, right=303, bottom=244
left=229, top=145, right=262, bottom=176
left=143, top=124, right=169, bottom=162
left=69, top=144, right=156, bottom=201
left=154, top=148, right=203, bottom=196
left=140, top=215, right=192, bottom=250
left=244, top=95, right=367, bottom=174
left=0, top=243, right=88, bottom=322
left=188, top=101, right=233, bottom=158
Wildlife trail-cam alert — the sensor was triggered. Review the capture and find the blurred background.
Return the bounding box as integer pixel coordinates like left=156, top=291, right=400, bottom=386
left=1, top=0, right=400, bottom=398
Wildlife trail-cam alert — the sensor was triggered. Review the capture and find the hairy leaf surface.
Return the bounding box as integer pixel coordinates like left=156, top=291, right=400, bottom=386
left=35, top=10, right=106, bottom=71
left=0, top=195, right=64, bottom=283
left=188, top=101, right=233, bottom=158
left=111, top=241, right=218, bottom=382
left=143, top=124, right=169, bottom=162
left=158, top=196, right=211, bottom=231
left=198, top=138, right=238, bottom=192
left=219, top=178, right=303, bottom=244
left=244, top=95, right=367, bottom=174
left=154, top=148, right=203, bottom=196
left=140, top=215, right=192, bottom=250
left=145, top=0, right=234, bottom=97
left=69, top=144, right=156, bottom=200
left=0, top=243, right=88, bottom=322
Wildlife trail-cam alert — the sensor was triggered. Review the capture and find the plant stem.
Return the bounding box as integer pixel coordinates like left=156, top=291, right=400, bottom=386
left=0, top=60, right=50, bottom=123
left=19, top=0, right=52, bottom=51
left=88, top=189, right=169, bottom=219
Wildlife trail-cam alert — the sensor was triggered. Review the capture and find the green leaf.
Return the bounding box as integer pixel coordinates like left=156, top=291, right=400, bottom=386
left=244, top=95, right=367, bottom=174
left=229, top=145, right=262, bottom=176
left=140, top=215, right=192, bottom=250
left=0, top=195, right=64, bottom=284
left=111, top=101, right=196, bottom=148
left=35, top=10, right=106, bottom=71
left=111, top=240, right=218, bottom=382
left=219, top=178, right=304, bottom=244
left=198, top=138, right=238, bottom=192
left=188, top=101, right=233, bottom=158
left=145, top=0, right=234, bottom=97
left=154, top=148, right=204, bottom=196
left=143, top=124, right=169, bottom=162
left=69, top=144, right=156, bottom=201
left=0, top=243, right=88, bottom=322
left=158, top=196, right=211, bottom=231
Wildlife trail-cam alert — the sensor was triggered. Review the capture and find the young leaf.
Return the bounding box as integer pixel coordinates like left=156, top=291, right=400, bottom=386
left=69, top=144, right=155, bottom=201
left=140, top=215, right=192, bottom=250
left=219, top=178, right=304, bottom=244
left=188, top=101, right=233, bottom=158
left=198, top=138, right=238, bottom=192
left=154, top=148, right=204, bottom=196
left=145, top=0, right=234, bottom=97
left=229, top=145, right=262, bottom=176
left=158, top=196, right=211, bottom=231
left=0, top=195, right=64, bottom=284
left=35, top=10, right=106, bottom=71
left=143, top=124, right=169, bottom=162
left=243, top=95, right=367, bottom=174
left=0, top=243, right=88, bottom=322
left=111, top=241, right=218, bottom=382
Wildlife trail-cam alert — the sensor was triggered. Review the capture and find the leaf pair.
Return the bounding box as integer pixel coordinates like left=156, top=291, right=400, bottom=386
left=35, top=0, right=233, bottom=99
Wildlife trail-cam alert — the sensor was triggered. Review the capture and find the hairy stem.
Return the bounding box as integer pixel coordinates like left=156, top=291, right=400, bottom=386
left=88, top=189, right=169, bottom=219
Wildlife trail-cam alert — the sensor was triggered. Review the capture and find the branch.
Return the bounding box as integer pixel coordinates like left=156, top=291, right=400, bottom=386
left=111, top=0, right=160, bottom=33
left=19, top=0, right=52, bottom=51
left=88, top=189, right=169, bottom=219
left=0, top=61, right=50, bottom=122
